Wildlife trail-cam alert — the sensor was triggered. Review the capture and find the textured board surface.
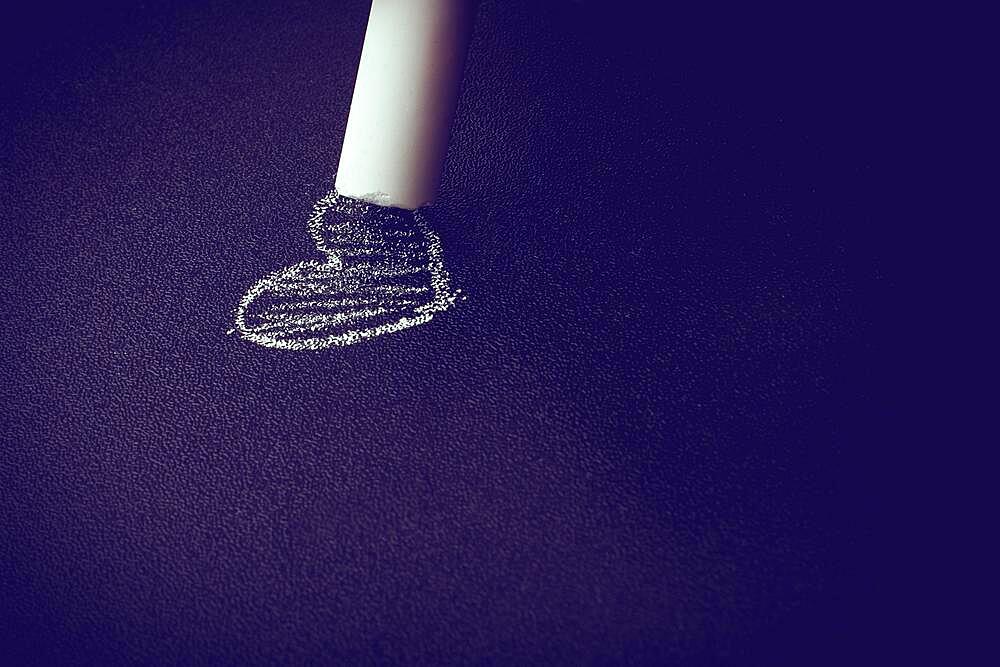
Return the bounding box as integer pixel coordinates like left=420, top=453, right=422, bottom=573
left=2, top=1, right=889, bottom=664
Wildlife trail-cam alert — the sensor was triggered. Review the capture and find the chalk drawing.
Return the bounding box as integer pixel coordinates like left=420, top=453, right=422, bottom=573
left=233, top=190, right=459, bottom=350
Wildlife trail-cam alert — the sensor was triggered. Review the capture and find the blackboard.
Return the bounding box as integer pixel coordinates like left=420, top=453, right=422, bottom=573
left=2, top=1, right=890, bottom=663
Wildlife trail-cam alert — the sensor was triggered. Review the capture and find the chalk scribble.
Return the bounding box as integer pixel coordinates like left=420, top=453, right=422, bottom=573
left=233, top=190, right=459, bottom=350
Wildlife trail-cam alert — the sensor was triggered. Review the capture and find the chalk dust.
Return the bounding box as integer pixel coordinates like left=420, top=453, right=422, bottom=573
left=233, top=190, right=459, bottom=350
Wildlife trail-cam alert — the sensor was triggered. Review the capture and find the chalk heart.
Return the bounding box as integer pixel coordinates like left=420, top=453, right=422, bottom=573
left=234, top=191, right=458, bottom=350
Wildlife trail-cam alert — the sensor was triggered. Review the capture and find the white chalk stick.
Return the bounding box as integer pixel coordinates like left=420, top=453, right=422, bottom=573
left=335, top=0, right=474, bottom=210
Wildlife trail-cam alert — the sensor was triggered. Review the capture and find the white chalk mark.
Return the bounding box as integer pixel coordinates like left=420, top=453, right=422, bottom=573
left=233, top=190, right=460, bottom=350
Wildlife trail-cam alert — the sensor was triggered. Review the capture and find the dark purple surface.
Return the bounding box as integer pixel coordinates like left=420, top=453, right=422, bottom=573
left=2, top=1, right=889, bottom=663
